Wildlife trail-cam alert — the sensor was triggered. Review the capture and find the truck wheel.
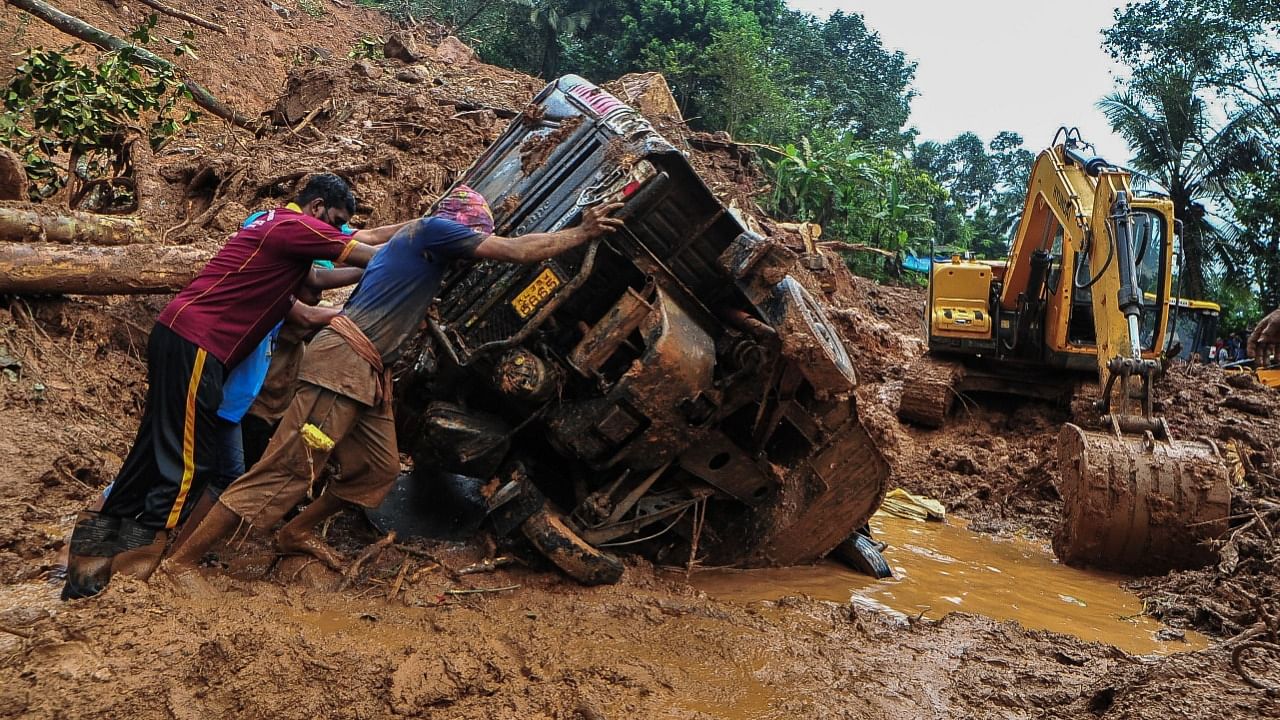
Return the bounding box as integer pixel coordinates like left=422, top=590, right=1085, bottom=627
left=521, top=505, right=624, bottom=586
left=767, top=276, right=857, bottom=394
left=832, top=533, right=892, bottom=578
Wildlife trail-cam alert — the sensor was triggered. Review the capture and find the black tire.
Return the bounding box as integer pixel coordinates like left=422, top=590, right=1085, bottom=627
left=521, top=505, right=624, bottom=586
left=767, top=276, right=857, bottom=394
left=832, top=533, right=892, bottom=578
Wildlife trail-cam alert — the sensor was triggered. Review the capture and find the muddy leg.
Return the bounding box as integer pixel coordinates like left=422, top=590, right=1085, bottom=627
left=165, top=500, right=242, bottom=571
left=276, top=492, right=347, bottom=571
left=61, top=510, right=120, bottom=600
left=167, top=489, right=218, bottom=557
left=52, top=493, right=108, bottom=582
left=111, top=519, right=168, bottom=581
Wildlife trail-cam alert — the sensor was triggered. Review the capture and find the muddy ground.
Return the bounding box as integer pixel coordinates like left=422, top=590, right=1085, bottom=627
left=1, top=1, right=1278, bottom=717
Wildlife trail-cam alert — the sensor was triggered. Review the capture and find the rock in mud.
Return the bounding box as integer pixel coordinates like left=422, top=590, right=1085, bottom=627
left=434, top=36, right=475, bottom=66
left=395, top=66, right=432, bottom=84
left=271, top=67, right=336, bottom=125
left=351, top=59, right=382, bottom=79
left=383, top=32, right=420, bottom=62
left=403, top=94, right=431, bottom=112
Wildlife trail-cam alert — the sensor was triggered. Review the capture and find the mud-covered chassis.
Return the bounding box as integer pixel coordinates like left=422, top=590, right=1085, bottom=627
left=396, top=76, right=889, bottom=584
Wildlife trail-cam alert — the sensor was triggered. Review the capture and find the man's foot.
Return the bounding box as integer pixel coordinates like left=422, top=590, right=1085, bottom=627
left=153, top=562, right=216, bottom=598
left=277, top=529, right=345, bottom=572
left=62, top=511, right=120, bottom=601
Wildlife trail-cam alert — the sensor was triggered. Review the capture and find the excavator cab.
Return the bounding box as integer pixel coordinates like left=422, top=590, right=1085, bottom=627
left=1161, top=296, right=1221, bottom=361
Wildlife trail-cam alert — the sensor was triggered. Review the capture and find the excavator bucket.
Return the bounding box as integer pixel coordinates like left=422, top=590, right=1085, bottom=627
left=1054, top=423, right=1231, bottom=574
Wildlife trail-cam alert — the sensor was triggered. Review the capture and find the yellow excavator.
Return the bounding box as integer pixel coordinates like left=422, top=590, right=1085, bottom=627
left=900, top=129, right=1231, bottom=574
left=1162, top=295, right=1221, bottom=361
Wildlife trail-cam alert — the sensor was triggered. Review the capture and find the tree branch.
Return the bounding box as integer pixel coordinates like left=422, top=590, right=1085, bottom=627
left=5, top=0, right=259, bottom=132
left=128, top=0, right=227, bottom=34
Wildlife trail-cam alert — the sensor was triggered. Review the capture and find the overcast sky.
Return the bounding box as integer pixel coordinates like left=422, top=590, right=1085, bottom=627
left=787, top=0, right=1133, bottom=162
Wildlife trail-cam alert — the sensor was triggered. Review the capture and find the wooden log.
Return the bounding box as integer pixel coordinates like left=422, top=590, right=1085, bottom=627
left=0, top=241, right=215, bottom=294
left=0, top=205, right=152, bottom=245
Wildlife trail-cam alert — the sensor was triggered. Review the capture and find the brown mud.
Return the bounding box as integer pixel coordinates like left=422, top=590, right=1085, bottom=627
left=1, top=1, right=1278, bottom=717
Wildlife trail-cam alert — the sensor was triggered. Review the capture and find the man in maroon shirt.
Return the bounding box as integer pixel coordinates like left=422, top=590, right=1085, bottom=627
left=62, top=173, right=405, bottom=600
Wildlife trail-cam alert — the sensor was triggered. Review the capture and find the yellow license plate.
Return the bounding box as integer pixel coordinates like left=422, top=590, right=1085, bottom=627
left=511, top=268, right=561, bottom=318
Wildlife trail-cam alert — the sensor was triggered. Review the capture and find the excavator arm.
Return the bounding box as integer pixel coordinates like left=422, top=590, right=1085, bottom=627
left=1083, top=168, right=1167, bottom=433
left=1053, top=140, right=1230, bottom=574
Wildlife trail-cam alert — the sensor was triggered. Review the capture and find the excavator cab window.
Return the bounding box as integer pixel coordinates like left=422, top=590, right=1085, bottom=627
left=1068, top=210, right=1168, bottom=350
left=1045, top=225, right=1065, bottom=296
left=1133, top=210, right=1167, bottom=351
left=1067, top=232, right=1096, bottom=345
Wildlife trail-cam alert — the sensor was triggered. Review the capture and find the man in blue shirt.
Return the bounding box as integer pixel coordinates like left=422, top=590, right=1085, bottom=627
left=166, top=187, right=624, bottom=579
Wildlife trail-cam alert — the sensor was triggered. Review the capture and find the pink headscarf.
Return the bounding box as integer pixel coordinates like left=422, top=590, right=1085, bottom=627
left=435, top=184, right=495, bottom=235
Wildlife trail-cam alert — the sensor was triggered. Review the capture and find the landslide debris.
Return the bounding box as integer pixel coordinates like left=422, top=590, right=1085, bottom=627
left=0, top=4, right=1277, bottom=716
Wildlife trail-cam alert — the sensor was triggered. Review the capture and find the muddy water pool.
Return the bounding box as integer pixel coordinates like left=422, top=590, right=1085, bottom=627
left=691, top=513, right=1208, bottom=656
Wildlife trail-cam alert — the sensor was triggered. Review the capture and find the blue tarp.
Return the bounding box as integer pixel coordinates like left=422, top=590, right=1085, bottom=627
left=903, top=252, right=953, bottom=274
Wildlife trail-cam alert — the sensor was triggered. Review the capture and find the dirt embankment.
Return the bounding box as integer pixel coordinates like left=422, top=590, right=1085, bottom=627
left=0, top=1, right=1277, bottom=717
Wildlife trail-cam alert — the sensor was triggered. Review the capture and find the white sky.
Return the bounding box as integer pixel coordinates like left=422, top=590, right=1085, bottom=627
left=787, top=0, right=1133, bottom=163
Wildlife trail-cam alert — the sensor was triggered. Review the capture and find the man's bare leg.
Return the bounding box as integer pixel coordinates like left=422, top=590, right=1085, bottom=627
left=276, top=492, right=346, bottom=571
left=165, top=501, right=242, bottom=571
left=154, top=501, right=243, bottom=596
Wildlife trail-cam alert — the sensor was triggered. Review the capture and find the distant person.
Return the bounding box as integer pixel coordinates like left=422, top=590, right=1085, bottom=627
left=62, top=173, right=408, bottom=601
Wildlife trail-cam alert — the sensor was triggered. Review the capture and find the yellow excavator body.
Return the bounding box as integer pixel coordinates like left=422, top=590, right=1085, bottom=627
left=929, top=258, right=995, bottom=339
left=902, top=131, right=1231, bottom=574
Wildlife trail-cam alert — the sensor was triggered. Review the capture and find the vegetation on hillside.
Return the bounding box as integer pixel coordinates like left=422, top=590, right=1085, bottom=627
left=370, top=0, right=1274, bottom=327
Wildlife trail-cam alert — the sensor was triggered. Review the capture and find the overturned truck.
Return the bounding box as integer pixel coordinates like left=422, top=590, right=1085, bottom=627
left=391, top=76, right=889, bottom=584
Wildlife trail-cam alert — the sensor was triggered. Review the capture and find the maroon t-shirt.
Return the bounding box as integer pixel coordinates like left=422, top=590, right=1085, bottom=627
left=157, top=208, right=356, bottom=367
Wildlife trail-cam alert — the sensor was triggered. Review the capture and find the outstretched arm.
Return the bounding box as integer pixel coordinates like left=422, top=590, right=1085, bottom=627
left=286, top=299, right=340, bottom=328
left=472, top=202, right=625, bottom=263
left=352, top=220, right=411, bottom=247
left=304, top=265, right=364, bottom=291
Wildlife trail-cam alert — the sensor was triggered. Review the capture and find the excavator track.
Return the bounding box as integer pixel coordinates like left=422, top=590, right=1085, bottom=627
left=897, top=356, right=965, bottom=428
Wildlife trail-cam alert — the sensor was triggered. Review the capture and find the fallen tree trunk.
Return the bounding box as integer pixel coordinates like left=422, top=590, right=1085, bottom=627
left=4, top=0, right=258, bottom=131
left=0, top=205, right=152, bottom=245
left=0, top=242, right=215, bottom=294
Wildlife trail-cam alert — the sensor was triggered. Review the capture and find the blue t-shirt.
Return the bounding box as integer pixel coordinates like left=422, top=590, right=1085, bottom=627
left=217, top=324, right=280, bottom=423
left=342, top=217, right=483, bottom=363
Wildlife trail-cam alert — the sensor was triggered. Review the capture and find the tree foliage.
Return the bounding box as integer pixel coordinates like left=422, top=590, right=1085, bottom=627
left=1102, top=0, right=1276, bottom=321
left=0, top=14, right=198, bottom=201
left=768, top=10, right=916, bottom=148
left=913, top=131, right=1034, bottom=258
left=765, top=137, right=944, bottom=276
left=374, top=1, right=913, bottom=147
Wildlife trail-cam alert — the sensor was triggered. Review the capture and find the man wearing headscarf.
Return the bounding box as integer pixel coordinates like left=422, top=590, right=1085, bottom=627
left=165, top=186, right=624, bottom=577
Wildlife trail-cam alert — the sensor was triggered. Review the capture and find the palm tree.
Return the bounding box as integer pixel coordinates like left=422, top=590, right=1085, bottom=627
left=1098, top=70, right=1263, bottom=298
left=512, top=0, right=600, bottom=77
